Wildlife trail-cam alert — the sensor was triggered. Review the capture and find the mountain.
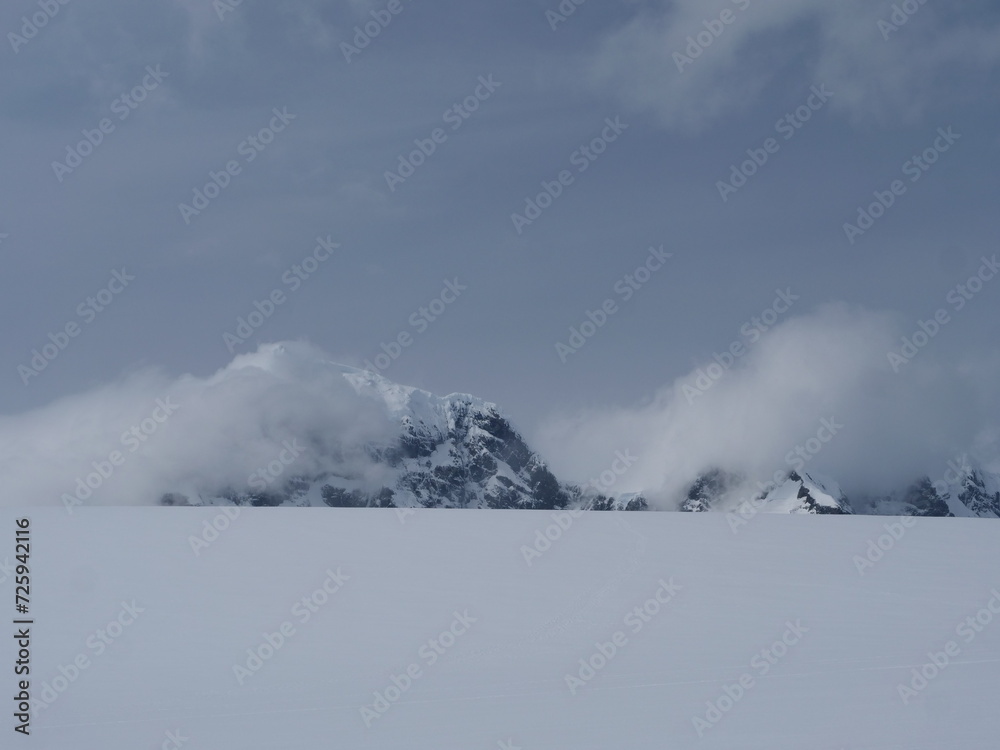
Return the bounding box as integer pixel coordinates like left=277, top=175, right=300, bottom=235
left=160, top=344, right=999, bottom=518
left=855, top=465, right=1000, bottom=519
left=956, top=468, right=1000, bottom=516
left=680, top=469, right=853, bottom=516
left=160, top=344, right=646, bottom=512
left=679, top=462, right=1000, bottom=519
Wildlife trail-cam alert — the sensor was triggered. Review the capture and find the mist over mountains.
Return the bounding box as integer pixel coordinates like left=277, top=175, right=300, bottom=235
left=3, top=307, right=999, bottom=517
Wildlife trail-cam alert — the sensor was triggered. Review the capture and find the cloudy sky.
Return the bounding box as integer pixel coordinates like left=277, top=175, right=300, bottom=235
left=2, top=0, right=1000, bottom=496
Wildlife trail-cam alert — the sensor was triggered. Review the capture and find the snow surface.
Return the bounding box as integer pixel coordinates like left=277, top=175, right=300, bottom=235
left=8, top=508, right=1000, bottom=749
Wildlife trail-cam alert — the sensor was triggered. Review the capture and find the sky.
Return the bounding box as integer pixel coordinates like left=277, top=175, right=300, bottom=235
left=2, top=0, right=1000, bottom=499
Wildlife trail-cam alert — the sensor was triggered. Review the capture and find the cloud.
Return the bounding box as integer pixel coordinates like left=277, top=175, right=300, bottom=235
left=534, top=304, right=1000, bottom=507
left=0, top=342, right=395, bottom=507
left=3, top=320, right=998, bottom=512
left=586, top=0, right=1000, bottom=131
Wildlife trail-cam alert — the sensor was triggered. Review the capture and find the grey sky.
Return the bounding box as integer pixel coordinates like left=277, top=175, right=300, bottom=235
left=2, top=0, right=999, bottom=448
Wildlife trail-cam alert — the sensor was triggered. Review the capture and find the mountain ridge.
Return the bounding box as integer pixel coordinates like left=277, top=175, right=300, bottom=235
left=160, top=343, right=1000, bottom=518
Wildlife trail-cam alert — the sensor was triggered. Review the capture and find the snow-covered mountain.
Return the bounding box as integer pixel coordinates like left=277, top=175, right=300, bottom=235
left=161, top=344, right=644, bottom=512
left=677, top=460, right=1000, bottom=518
left=680, top=468, right=854, bottom=516
left=162, top=343, right=1000, bottom=518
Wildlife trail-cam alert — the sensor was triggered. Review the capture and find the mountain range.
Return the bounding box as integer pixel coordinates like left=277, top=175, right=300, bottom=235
left=160, top=344, right=1000, bottom=518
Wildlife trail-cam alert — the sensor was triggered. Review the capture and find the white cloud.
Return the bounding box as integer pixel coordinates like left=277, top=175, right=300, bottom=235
left=0, top=342, right=394, bottom=507
left=3, top=323, right=997, bottom=512
left=535, top=304, right=1000, bottom=507
left=586, top=0, right=1000, bottom=130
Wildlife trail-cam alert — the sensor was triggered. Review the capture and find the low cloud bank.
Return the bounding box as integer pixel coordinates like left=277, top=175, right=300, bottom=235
left=0, top=342, right=394, bottom=507
left=535, top=304, right=1000, bottom=507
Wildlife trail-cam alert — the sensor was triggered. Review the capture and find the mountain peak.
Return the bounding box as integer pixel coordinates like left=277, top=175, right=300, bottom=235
left=127, top=342, right=1000, bottom=518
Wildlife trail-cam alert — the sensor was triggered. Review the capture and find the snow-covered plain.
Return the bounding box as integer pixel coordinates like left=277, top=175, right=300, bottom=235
left=7, top=508, right=1000, bottom=749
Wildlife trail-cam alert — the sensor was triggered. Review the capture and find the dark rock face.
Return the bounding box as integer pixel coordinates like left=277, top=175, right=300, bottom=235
left=267, top=395, right=584, bottom=510
left=958, top=471, right=1000, bottom=517
left=783, top=471, right=850, bottom=515
left=221, top=488, right=288, bottom=507
left=588, top=494, right=649, bottom=511
left=387, top=399, right=574, bottom=510
left=681, top=469, right=737, bottom=512
left=321, top=486, right=395, bottom=508
left=903, top=477, right=954, bottom=517
left=795, top=483, right=847, bottom=514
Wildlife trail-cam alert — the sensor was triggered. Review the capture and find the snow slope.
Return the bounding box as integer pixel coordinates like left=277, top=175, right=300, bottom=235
left=9, top=508, right=1000, bottom=749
